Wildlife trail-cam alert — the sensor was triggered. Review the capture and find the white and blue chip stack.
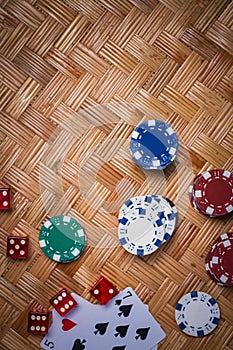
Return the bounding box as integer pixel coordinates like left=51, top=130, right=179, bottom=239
left=130, top=120, right=178, bottom=170
left=118, top=195, right=178, bottom=256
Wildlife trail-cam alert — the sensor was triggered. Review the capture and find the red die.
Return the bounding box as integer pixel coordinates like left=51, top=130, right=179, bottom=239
left=7, top=236, right=29, bottom=259
left=90, top=276, right=118, bottom=305
left=0, top=188, right=11, bottom=210
left=28, top=310, right=49, bottom=334
left=50, top=288, right=77, bottom=316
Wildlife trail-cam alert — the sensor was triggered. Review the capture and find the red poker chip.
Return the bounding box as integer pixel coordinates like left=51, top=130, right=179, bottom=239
left=189, top=174, right=211, bottom=215
left=205, top=244, right=224, bottom=285
left=189, top=184, right=199, bottom=212
left=205, top=253, right=220, bottom=283
left=207, top=233, right=230, bottom=254
left=189, top=174, right=204, bottom=214
left=205, top=232, right=233, bottom=286
left=210, top=233, right=233, bottom=286
left=193, top=169, right=233, bottom=217
left=206, top=262, right=225, bottom=286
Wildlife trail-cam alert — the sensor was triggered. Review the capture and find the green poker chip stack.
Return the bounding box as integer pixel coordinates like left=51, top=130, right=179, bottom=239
left=39, top=215, right=87, bottom=263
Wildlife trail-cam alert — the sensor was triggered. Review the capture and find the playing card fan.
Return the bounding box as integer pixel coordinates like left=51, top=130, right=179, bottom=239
left=41, top=287, right=166, bottom=350
left=189, top=169, right=233, bottom=217
left=118, top=195, right=178, bottom=256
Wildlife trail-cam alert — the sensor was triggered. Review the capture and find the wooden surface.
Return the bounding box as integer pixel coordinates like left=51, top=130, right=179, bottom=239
left=0, top=0, right=233, bottom=349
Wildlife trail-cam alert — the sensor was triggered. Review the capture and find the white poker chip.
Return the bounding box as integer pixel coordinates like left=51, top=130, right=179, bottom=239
left=119, top=196, right=158, bottom=216
left=150, top=195, right=177, bottom=242
left=118, top=205, right=165, bottom=255
left=175, top=291, right=220, bottom=337
left=118, top=195, right=177, bottom=255
left=162, top=196, right=178, bottom=228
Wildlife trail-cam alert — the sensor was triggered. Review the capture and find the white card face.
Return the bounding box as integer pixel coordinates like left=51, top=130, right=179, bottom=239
left=41, top=288, right=165, bottom=350
left=41, top=295, right=95, bottom=350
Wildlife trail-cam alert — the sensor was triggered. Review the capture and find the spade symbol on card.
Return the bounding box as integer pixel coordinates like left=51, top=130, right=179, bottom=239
left=94, top=322, right=109, bottom=335
left=72, top=338, right=86, bottom=350
left=118, top=304, right=133, bottom=317
left=135, top=327, right=150, bottom=340
left=114, top=325, right=129, bottom=338
left=112, top=347, right=126, bottom=350
left=115, top=299, right=122, bottom=306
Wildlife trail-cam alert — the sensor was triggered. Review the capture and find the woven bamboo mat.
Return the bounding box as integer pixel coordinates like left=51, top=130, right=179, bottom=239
left=0, top=0, right=233, bottom=349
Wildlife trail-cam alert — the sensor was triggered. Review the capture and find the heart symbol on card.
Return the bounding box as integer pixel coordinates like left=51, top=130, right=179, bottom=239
left=62, top=318, right=77, bottom=331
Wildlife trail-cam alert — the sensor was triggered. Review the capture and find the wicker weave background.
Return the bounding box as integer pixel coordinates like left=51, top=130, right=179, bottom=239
left=0, top=0, right=233, bottom=349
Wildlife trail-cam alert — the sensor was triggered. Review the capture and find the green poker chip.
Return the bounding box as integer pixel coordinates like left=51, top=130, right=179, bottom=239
left=39, top=216, right=87, bottom=263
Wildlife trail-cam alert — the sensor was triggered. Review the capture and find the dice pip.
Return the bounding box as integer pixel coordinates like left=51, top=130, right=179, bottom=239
left=50, top=288, right=77, bottom=316
left=7, top=236, right=29, bottom=259
left=90, top=276, right=118, bottom=305
left=0, top=188, right=11, bottom=210
left=28, top=310, right=49, bottom=334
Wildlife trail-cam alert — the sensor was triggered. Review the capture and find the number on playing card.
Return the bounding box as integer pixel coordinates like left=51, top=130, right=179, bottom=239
left=115, top=290, right=133, bottom=306
left=123, top=291, right=133, bottom=299
left=44, top=339, right=55, bottom=349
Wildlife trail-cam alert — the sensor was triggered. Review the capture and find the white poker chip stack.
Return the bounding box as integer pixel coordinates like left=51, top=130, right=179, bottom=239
left=118, top=195, right=178, bottom=256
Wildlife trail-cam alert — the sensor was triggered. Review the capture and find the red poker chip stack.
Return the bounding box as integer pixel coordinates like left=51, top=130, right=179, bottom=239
left=205, top=232, right=233, bottom=287
left=189, top=169, right=233, bottom=217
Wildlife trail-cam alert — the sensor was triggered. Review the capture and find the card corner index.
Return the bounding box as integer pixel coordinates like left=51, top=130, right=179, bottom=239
left=124, top=286, right=134, bottom=293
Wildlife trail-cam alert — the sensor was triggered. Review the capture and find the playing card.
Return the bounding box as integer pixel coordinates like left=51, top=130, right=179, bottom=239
left=41, top=288, right=165, bottom=350
left=87, top=287, right=165, bottom=350
left=41, top=294, right=95, bottom=350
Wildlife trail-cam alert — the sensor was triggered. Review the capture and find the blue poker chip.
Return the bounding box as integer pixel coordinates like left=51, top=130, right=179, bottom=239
left=130, top=120, right=178, bottom=169
left=175, top=291, right=220, bottom=337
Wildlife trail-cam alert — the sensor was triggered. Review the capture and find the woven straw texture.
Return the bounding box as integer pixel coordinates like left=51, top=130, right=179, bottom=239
left=0, top=0, right=233, bottom=349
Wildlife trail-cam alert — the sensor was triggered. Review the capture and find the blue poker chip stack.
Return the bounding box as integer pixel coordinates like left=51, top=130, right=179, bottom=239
left=130, top=120, right=178, bottom=169
left=118, top=195, right=178, bottom=256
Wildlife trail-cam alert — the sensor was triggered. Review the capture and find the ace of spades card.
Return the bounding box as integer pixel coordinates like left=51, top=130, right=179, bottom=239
left=41, top=287, right=165, bottom=350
